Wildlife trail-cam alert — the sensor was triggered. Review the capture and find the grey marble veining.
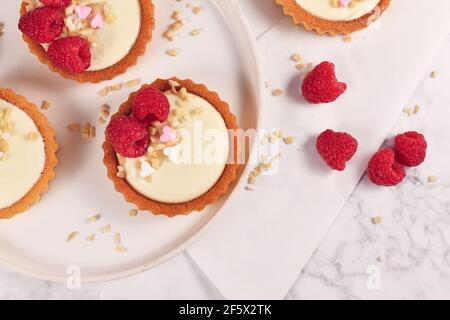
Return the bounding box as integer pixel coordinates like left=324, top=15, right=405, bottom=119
left=287, top=35, right=450, bottom=300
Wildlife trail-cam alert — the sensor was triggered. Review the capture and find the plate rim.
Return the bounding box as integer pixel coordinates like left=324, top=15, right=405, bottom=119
left=0, top=0, right=264, bottom=284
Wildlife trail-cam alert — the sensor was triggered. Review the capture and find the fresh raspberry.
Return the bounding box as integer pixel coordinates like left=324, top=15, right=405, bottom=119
left=106, top=116, right=150, bottom=158
left=47, top=36, right=91, bottom=74
left=316, top=129, right=358, bottom=171
left=301, top=61, right=347, bottom=104
left=368, top=148, right=406, bottom=186
left=394, top=131, right=427, bottom=167
left=40, top=0, right=71, bottom=7
left=18, top=7, right=64, bottom=43
left=132, top=87, right=170, bottom=124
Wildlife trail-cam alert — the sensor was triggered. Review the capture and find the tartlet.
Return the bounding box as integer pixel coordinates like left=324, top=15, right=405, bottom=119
left=276, top=0, right=391, bottom=35
left=0, top=87, right=58, bottom=219
left=19, top=0, right=154, bottom=83
left=103, top=78, right=240, bottom=217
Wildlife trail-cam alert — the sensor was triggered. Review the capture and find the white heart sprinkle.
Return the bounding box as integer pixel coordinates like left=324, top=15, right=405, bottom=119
left=163, top=146, right=180, bottom=163
left=139, top=162, right=156, bottom=178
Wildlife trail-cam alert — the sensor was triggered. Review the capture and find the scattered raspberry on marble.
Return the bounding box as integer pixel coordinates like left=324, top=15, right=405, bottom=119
left=132, top=87, right=170, bottom=124
left=40, top=0, right=72, bottom=7
left=47, top=36, right=91, bottom=74
left=18, top=7, right=64, bottom=43
left=394, top=131, right=427, bottom=167
left=367, top=148, right=406, bottom=186
left=301, top=61, right=347, bottom=104
left=316, top=129, right=358, bottom=171
left=106, top=116, right=150, bottom=158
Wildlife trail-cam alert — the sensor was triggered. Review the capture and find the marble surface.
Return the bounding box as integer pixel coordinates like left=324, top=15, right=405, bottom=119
left=1, top=0, right=450, bottom=300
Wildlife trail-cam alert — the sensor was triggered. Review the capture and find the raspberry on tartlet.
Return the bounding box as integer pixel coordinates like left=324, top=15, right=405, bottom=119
left=18, top=0, right=155, bottom=83
left=18, top=6, right=64, bottom=43
left=103, top=78, right=240, bottom=217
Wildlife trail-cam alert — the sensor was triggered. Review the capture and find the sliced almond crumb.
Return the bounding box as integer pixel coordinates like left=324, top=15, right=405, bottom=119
left=98, top=117, right=106, bottom=125
left=403, top=108, right=414, bottom=116
left=272, top=88, right=283, bottom=97
left=371, top=216, right=382, bottom=225
left=128, top=209, right=138, bottom=217
left=100, top=224, right=112, bottom=234
left=430, top=71, right=438, bottom=78
left=166, top=48, right=180, bottom=57
left=114, top=233, right=122, bottom=246
left=86, top=234, right=96, bottom=242
left=245, top=186, right=254, bottom=191
left=192, top=6, right=203, bottom=14
left=41, top=100, right=51, bottom=110
left=115, top=246, right=128, bottom=253
left=68, top=123, right=81, bottom=132
left=81, top=123, right=96, bottom=139
left=291, top=53, right=301, bottom=62
left=190, top=28, right=202, bottom=36
left=283, top=136, right=295, bottom=145
left=26, top=132, right=39, bottom=141
left=428, top=176, right=438, bottom=183
left=171, top=10, right=182, bottom=21
left=66, top=231, right=79, bottom=242
left=191, top=107, right=203, bottom=115
left=295, top=63, right=304, bottom=70
left=125, top=78, right=141, bottom=88
left=342, top=36, right=352, bottom=43
left=413, top=104, right=421, bottom=115
left=86, top=214, right=101, bottom=223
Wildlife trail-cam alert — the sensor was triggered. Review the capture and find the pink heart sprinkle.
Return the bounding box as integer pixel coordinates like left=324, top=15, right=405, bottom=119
left=160, top=126, right=177, bottom=143
left=76, top=5, right=92, bottom=20
left=90, top=13, right=105, bottom=29
left=339, top=0, right=352, bottom=7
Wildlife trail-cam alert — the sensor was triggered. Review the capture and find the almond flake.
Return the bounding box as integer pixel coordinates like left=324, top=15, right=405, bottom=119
left=166, top=48, right=180, bottom=57
left=68, top=123, right=81, bottom=132
left=114, top=233, right=122, bottom=246
left=371, top=216, right=382, bottom=225
left=100, top=224, right=112, bottom=234
left=291, top=53, right=301, bottom=62
left=115, top=246, right=128, bottom=253
left=128, top=209, right=138, bottom=217
left=428, top=176, right=438, bottom=183
left=41, top=100, right=51, bottom=110
left=283, top=136, right=295, bottom=145
left=86, top=214, right=101, bottom=223
left=272, top=89, right=283, bottom=96
left=66, top=231, right=79, bottom=242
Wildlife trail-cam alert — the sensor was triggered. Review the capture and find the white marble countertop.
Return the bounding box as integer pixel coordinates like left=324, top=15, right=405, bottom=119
left=1, top=0, right=450, bottom=300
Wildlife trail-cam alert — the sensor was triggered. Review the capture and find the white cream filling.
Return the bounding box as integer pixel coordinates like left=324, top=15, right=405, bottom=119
left=119, top=91, right=230, bottom=204
left=87, top=0, right=142, bottom=71
left=295, top=0, right=380, bottom=21
left=0, top=99, right=46, bottom=210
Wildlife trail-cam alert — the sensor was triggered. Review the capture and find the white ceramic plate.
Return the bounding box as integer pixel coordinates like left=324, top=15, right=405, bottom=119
left=0, top=0, right=262, bottom=282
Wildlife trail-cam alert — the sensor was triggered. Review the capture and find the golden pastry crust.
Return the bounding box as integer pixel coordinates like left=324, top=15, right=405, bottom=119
left=103, top=78, right=241, bottom=217
left=19, top=0, right=154, bottom=83
left=0, top=88, right=58, bottom=219
left=275, top=0, right=391, bottom=35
